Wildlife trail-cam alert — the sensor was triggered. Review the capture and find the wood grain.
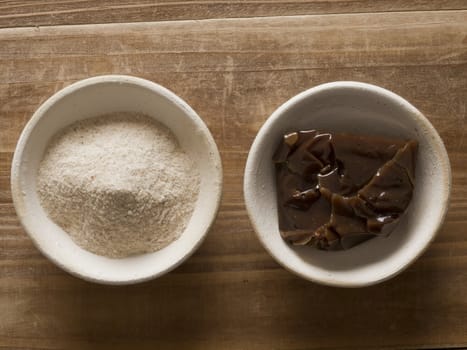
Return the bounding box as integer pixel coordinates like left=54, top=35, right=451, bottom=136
left=0, top=0, right=467, bottom=28
left=0, top=10, right=467, bottom=349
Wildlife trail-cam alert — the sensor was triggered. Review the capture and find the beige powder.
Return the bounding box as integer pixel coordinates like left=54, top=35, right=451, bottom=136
left=37, top=112, right=200, bottom=258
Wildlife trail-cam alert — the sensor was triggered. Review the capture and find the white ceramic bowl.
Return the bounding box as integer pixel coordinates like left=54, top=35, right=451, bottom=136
left=11, top=75, right=222, bottom=284
left=244, top=81, right=451, bottom=287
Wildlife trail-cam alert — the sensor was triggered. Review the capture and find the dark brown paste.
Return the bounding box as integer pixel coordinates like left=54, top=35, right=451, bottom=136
left=274, top=130, right=417, bottom=250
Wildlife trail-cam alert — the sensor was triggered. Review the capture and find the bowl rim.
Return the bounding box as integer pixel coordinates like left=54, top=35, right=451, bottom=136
left=243, top=81, right=452, bottom=287
left=10, top=74, right=223, bottom=285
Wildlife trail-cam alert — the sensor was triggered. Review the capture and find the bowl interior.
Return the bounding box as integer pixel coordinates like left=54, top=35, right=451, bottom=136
left=12, top=76, right=222, bottom=284
left=244, top=82, right=450, bottom=287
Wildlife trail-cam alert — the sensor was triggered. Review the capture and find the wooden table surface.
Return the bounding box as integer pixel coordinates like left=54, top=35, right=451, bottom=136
left=1, top=2, right=467, bottom=349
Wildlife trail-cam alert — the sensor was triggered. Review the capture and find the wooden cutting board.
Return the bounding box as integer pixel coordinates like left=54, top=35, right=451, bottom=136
left=0, top=10, right=466, bottom=349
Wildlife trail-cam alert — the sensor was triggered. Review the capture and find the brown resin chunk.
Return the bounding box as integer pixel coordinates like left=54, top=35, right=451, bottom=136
left=274, top=130, right=418, bottom=251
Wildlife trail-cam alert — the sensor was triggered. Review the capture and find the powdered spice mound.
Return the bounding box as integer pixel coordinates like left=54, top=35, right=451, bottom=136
left=37, top=112, right=200, bottom=258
